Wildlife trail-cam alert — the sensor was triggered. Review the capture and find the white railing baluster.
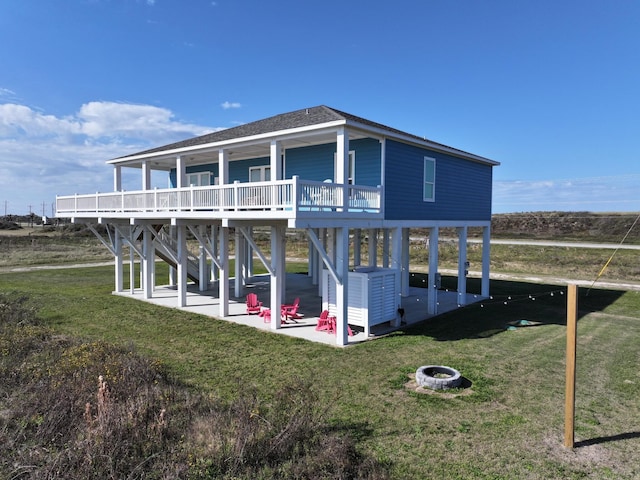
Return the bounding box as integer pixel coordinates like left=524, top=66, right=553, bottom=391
left=54, top=179, right=382, bottom=217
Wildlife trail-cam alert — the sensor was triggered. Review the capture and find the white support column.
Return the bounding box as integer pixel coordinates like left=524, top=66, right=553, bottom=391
left=270, top=140, right=282, bottom=180
left=176, top=156, right=186, bottom=188
left=113, top=165, right=122, bottom=191
left=307, top=236, right=314, bottom=279
left=317, top=228, right=325, bottom=295
left=401, top=227, right=410, bottom=297
left=353, top=229, right=361, bottom=267
left=219, top=227, right=229, bottom=317
left=270, top=225, right=283, bottom=330
left=198, top=225, right=208, bottom=292
left=177, top=223, right=187, bottom=307
left=129, top=246, right=135, bottom=294
left=245, top=227, right=253, bottom=279
left=142, top=227, right=153, bottom=299
left=210, top=225, right=219, bottom=282
left=382, top=229, right=389, bottom=268
left=457, top=226, right=468, bottom=307
left=234, top=229, right=243, bottom=298
left=142, top=161, right=151, bottom=190
left=481, top=225, right=491, bottom=297
left=390, top=228, right=402, bottom=327
left=114, top=228, right=123, bottom=293
left=335, top=226, right=350, bottom=346
left=169, top=225, right=176, bottom=286
left=218, top=149, right=229, bottom=185
left=368, top=228, right=378, bottom=267
left=428, top=227, right=439, bottom=315
left=336, top=127, right=349, bottom=211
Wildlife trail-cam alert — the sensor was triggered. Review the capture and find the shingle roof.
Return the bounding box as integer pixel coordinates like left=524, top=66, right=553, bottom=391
left=117, top=105, right=495, bottom=164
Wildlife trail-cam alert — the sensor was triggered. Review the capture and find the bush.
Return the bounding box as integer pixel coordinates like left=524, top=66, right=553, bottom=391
left=0, top=294, right=389, bottom=479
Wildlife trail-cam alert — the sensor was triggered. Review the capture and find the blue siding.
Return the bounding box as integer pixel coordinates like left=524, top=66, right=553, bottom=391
left=285, top=144, right=335, bottom=181
left=229, top=157, right=269, bottom=182
left=351, top=138, right=382, bottom=187
left=285, top=139, right=381, bottom=186
left=384, top=139, right=493, bottom=221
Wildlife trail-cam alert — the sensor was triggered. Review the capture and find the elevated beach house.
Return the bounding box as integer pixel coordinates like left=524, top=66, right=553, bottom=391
left=56, top=106, right=499, bottom=346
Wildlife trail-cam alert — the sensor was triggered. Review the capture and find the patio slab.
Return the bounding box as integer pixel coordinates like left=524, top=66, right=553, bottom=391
left=115, top=273, right=484, bottom=347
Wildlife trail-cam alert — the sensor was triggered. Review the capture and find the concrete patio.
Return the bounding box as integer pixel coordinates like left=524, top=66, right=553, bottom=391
left=116, top=272, right=484, bottom=347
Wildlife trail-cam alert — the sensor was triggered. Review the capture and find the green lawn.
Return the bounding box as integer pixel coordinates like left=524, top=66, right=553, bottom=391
left=1, top=266, right=639, bottom=479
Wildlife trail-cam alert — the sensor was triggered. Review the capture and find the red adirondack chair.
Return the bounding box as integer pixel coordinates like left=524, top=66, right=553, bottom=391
left=315, top=310, right=330, bottom=331
left=281, top=297, right=302, bottom=322
left=246, top=293, right=262, bottom=314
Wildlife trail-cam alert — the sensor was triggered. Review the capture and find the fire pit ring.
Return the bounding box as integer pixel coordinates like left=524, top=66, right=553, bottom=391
left=415, top=365, right=462, bottom=390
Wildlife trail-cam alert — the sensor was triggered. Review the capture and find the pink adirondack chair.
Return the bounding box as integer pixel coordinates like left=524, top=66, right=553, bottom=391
left=315, top=310, right=330, bottom=331
left=246, top=293, right=262, bottom=314
left=281, top=297, right=302, bottom=322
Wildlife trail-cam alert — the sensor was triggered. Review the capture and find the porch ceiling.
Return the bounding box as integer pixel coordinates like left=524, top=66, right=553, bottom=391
left=118, top=129, right=369, bottom=171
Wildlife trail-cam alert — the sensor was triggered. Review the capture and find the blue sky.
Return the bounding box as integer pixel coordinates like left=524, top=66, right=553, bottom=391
left=1, top=0, right=639, bottom=216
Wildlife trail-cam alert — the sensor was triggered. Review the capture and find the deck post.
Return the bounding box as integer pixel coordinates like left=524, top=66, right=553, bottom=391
left=176, top=155, right=186, bottom=188
left=142, top=160, right=151, bottom=190
left=354, top=229, right=361, bottom=267
left=234, top=229, right=243, bottom=298
left=169, top=226, right=176, bottom=286
left=335, top=226, right=349, bottom=346
left=368, top=228, right=378, bottom=267
left=113, top=165, right=122, bottom=192
left=218, top=149, right=228, bottom=185
left=401, top=227, right=410, bottom=297
left=114, top=228, right=123, bottom=292
left=390, top=228, right=402, bottom=327
left=142, top=226, right=153, bottom=299
left=457, top=226, right=468, bottom=306
left=270, top=140, right=282, bottom=180
left=210, top=225, right=219, bottom=282
left=336, top=127, right=349, bottom=211
left=198, top=225, right=208, bottom=292
left=427, top=227, right=439, bottom=315
left=382, top=228, right=389, bottom=268
left=219, top=227, right=229, bottom=317
left=317, top=228, right=326, bottom=296
left=270, top=225, right=283, bottom=330
left=481, top=225, right=491, bottom=297
left=129, top=225, right=135, bottom=294
left=177, top=223, right=187, bottom=307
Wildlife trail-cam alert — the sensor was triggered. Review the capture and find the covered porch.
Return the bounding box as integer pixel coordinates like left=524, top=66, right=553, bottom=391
left=116, top=272, right=483, bottom=347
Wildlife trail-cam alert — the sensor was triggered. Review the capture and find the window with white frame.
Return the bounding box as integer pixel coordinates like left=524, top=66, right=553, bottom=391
left=249, top=165, right=271, bottom=182
left=333, top=150, right=355, bottom=183
left=187, top=171, right=211, bottom=186
left=423, top=157, right=436, bottom=202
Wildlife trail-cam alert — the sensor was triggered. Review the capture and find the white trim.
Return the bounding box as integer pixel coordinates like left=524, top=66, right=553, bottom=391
left=107, top=121, right=347, bottom=165
left=423, top=157, right=436, bottom=202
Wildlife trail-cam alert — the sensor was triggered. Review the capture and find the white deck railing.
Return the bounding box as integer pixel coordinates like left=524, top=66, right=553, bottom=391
left=56, top=177, right=382, bottom=218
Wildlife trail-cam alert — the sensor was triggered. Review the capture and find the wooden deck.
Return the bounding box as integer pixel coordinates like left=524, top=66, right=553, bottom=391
left=56, top=177, right=382, bottom=221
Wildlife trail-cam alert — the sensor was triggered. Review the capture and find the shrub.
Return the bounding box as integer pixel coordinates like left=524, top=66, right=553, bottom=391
left=0, top=294, right=388, bottom=479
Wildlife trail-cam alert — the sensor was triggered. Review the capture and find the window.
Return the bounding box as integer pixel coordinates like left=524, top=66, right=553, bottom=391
left=249, top=165, right=271, bottom=182
left=423, top=157, right=436, bottom=202
left=333, top=150, right=355, bottom=183
left=187, top=171, right=211, bottom=186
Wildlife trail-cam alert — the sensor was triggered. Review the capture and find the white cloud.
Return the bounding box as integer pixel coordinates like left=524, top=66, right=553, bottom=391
left=493, top=175, right=640, bottom=213
left=221, top=101, right=241, bottom=110
left=0, top=101, right=217, bottom=215
left=0, top=87, right=16, bottom=97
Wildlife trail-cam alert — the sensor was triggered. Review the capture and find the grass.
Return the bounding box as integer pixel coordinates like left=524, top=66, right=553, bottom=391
left=1, top=263, right=639, bottom=478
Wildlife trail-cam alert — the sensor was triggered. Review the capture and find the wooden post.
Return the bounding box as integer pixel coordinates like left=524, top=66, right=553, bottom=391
left=564, top=283, right=578, bottom=448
